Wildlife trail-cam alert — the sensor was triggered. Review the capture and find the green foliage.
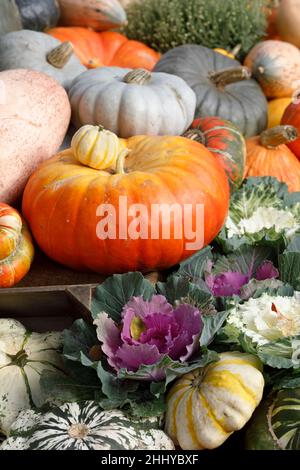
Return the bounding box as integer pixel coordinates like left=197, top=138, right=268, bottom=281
left=124, top=0, right=269, bottom=58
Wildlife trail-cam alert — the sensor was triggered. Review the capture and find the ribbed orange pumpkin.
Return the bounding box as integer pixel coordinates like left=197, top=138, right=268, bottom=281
left=0, top=204, right=34, bottom=287
left=22, top=134, right=229, bottom=274
left=281, top=100, right=300, bottom=160
left=245, top=125, right=300, bottom=192
left=48, top=28, right=160, bottom=70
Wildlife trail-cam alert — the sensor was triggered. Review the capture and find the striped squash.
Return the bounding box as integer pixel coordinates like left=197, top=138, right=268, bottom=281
left=0, top=203, right=34, bottom=287
left=0, top=319, right=64, bottom=436
left=165, top=352, right=264, bottom=450
left=245, top=388, right=300, bottom=450
left=184, top=117, right=246, bottom=190
left=0, top=402, right=175, bottom=450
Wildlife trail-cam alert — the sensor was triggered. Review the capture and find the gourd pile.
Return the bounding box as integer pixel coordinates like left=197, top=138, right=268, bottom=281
left=1, top=0, right=300, bottom=451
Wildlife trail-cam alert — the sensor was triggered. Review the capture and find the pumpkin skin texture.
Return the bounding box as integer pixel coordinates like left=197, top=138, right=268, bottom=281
left=0, top=204, right=34, bottom=288
left=245, top=388, right=300, bottom=450
left=48, top=28, right=160, bottom=70
left=22, top=135, right=230, bottom=274
left=0, top=319, right=64, bottom=436
left=276, top=0, right=300, bottom=48
left=0, top=30, right=86, bottom=89
left=165, top=352, right=264, bottom=450
left=68, top=67, right=196, bottom=137
left=244, top=40, right=300, bottom=99
left=0, top=403, right=174, bottom=450
left=154, top=44, right=268, bottom=137
left=268, top=98, right=291, bottom=128
left=185, top=116, right=246, bottom=190
left=281, top=100, right=300, bottom=159
left=245, top=125, right=300, bottom=192
left=58, top=0, right=127, bottom=31
left=15, top=0, right=60, bottom=31
left=0, top=69, right=71, bottom=204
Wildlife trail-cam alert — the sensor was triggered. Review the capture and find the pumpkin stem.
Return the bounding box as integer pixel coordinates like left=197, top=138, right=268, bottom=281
left=98, top=125, right=104, bottom=133
left=116, top=149, right=130, bottom=174
left=231, top=44, right=242, bottom=56
left=260, top=125, right=299, bottom=148
left=123, top=69, right=152, bottom=85
left=183, top=129, right=206, bottom=145
left=47, top=41, right=73, bottom=69
left=68, top=423, right=89, bottom=440
left=209, top=66, right=251, bottom=89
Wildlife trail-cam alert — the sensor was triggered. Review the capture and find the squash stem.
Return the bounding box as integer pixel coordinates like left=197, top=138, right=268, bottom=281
left=123, top=69, right=152, bottom=85
left=209, top=66, right=251, bottom=89
left=116, top=149, right=130, bottom=174
left=260, top=125, right=299, bottom=148
left=47, top=41, right=73, bottom=69
left=183, top=128, right=206, bottom=145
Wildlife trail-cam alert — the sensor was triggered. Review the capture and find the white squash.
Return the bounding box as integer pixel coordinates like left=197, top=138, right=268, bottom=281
left=0, top=319, right=64, bottom=436
left=68, top=67, right=196, bottom=138
left=0, top=402, right=175, bottom=450
left=165, top=351, right=264, bottom=450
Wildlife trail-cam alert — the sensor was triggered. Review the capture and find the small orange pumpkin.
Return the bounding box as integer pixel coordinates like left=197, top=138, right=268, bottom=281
left=0, top=204, right=34, bottom=287
left=245, top=125, right=300, bottom=192
left=48, top=28, right=160, bottom=70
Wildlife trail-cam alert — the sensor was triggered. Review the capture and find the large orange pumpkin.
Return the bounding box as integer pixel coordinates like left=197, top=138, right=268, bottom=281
left=48, top=28, right=160, bottom=70
left=245, top=125, right=300, bottom=192
left=0, top=203, right=34, bottom=287
left=22, top=133, right=229, bottom=274
left=281, top=99, right=300, bottom=160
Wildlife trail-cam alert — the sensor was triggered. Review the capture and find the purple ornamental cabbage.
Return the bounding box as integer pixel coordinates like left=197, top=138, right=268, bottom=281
left=94, top=295, right=202, bottom=381
left=205, top=260, right=279, bottom=297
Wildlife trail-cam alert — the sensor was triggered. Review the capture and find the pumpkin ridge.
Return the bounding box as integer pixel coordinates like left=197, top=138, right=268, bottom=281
left=20, top=367, right=34, bottom=408
left=197, top=389, right=228, bottom=435
left=188, top=389, right=205, bottom=448
left=205, top=370, right=258, bottom=406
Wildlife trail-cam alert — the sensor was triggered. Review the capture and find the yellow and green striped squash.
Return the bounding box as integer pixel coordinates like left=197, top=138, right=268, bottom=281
left=165, top=351, right=264, bottom=450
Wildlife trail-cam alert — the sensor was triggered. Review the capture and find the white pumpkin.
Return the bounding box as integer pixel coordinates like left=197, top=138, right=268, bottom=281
left=0, top=402, right=175, bottom=450
left=165, top=352, right=264, bottom=450
left=68, top=67, right=196, bottom=137
left=0, top=319, right=64, bottom=435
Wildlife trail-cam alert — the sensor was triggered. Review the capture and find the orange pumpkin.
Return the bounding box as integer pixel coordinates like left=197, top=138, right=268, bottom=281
left=281, top=99, right=300, bottom=160
left=245, top=125, right=300, bottom=192
left=48, top=28, right=160, bottom=70
left=22, top=134, right=229, bottom=274
left=0, top=204, right=34, bottom=287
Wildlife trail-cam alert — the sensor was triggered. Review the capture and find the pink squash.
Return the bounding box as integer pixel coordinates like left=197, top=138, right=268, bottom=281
left=0, top=69, right=71, bottom=203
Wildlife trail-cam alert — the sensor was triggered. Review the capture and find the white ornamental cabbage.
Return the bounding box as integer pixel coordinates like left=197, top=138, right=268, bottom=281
left=227, top=293, right=300, bottom=346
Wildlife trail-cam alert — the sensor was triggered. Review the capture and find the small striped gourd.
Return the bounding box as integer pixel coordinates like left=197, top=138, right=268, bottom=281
left=245, top=388, right=300, bottom=450
left=0, top=402, right=175, bottom=450
left=71, top=125, right=124, bottom=171
left=165, top=351, right=264, bottom=450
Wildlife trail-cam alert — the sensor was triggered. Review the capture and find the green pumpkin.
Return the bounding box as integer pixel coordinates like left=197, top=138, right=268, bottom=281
left=154, top=45, right=268, bottom=137
left=245, top=388, right=300, bottom=450
left=0, top=402, right=175, bottom=450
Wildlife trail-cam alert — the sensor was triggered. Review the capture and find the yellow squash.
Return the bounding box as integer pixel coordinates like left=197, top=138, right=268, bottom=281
left=165, top=352, right=264, bottom=450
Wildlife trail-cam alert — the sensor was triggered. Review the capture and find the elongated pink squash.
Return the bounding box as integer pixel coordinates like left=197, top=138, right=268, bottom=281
left=0, top=69, right=71, bottom=203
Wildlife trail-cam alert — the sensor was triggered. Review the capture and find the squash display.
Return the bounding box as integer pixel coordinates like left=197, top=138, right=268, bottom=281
left=276, top=0, right=300, bottom=48
left=68, top=67, right=196, bottom=137
left=0, top=204, right=34, bottom=288
left=22, top=133, right=229, bottom=274
left=244, top=40, right=300, bottom=99
left=245, top=125, right=300, bottom=192
left=154, top=45, right=268, bottom=137
left=0, top=0, right=60, bottom=35
left=0, top=69, right=71, bottom=204
left=281, top=100, right=300, bottom=159
left=0, top=30, right=86, bottom=89
left=48, top=28, right=160, bottom=70
left=268, top=98, right=291, bottom=128
left=245, top=388, right=300, bottom=450
left=0, top=319, right=64, bottom=436
left=184, top=116, right=246, bottom=190
left=165, top=352, right=264, bottom=450
left=57, top=0, right=126, bottom=31
left=0, top=402, right=174, bottom=450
